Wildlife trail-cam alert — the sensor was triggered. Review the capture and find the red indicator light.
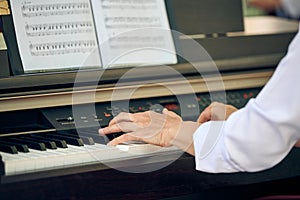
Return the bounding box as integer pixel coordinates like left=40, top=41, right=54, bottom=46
left=104, top=112, right=112, bottom=118
left=165, top=104, right=179, bottom=110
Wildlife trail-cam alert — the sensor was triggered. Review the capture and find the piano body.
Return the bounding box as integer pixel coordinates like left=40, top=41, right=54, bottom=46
left=0, top=0, right=300, bottom=199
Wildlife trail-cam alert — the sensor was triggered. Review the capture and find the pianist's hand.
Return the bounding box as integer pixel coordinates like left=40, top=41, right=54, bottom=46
left=197, top=102, right=238, bottom=123
left=199, top=102, right=300, bottom=148
left=99, top=109, right=199, bottom=155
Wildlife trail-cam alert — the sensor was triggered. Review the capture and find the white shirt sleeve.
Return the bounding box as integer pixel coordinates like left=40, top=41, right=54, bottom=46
left=194, top=24, right=300, bottom=173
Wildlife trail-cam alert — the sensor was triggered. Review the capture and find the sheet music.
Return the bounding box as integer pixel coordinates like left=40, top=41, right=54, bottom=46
left=10, top=0, right=177, bottom=72
left=91, top=0, right=177, bottom=68
left=10, top=0, right=101, bottom=72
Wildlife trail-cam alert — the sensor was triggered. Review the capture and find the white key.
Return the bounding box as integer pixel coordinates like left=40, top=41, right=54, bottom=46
left=0, top=143, right=181, bottom=176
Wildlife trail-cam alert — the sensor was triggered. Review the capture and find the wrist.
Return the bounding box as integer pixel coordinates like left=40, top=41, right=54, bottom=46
left=170, top=121, right=200, bottom=156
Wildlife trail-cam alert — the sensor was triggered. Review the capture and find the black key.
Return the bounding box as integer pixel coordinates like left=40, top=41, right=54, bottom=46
left=7, top=138, right=46, bottom=151
left=78, top=126, right=123, bottom=142
left=20, top=136, right=57, bottom=150
left=0, top=143, right=18, bottom=154
left=46, top=134, right=84, bottom=146
left=58, top=131, right=95, bottom=145
left=80, top=136, right=95, bottom=145
left=31, top=135, right=67, bottom=148
left=0, top=140, right=29, bottom=153
left=65, top=130, right=95, bottom=145
left=80, top=127, right=120, bottom=143
left=81, top=132, right=109, bottom=145
left=76, top=128, right=110, bottom=145
left=106, top=132, right=124, bottom=141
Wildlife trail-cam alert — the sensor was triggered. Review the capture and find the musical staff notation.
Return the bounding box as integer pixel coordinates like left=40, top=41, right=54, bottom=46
left=101, top=0, right=157, bottom=11
left=21, top=3, right=90, bottom=18
left=102, top=4, right=157, bottom=10
left=10, top=0, right=176, bottom=71
left=29, top=40, right=97, bottom=56
left=101, top=0, right=157, bottom=5
left=25, top=21, right=94, bottom=37
left=108, top=36, right=165, bottom=49
left=105, top=17, right=161, bottom=29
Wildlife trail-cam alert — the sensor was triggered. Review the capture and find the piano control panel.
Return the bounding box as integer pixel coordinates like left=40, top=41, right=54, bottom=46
left=0, top=88, right=260, bottom=177
left=42, top=88, right=259, bottom=131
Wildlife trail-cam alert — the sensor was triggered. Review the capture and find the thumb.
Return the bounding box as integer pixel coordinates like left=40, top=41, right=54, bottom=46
left=197, top=107, right=211, bottom=123
left=163, top=108, right=179, bottom=118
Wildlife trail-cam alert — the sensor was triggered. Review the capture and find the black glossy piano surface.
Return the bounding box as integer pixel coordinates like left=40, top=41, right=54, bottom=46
left=0, top=150, right=300, bottom=200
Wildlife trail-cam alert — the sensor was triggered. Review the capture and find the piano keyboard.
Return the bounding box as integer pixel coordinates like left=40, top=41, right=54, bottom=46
left=0, top=130, right=181, bottom=176
left=0, top=89, right=261, bottom=177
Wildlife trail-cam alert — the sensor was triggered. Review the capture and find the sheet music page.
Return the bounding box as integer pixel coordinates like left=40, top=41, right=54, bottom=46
left=90, top=0, right=177, bottom=68
left=10, top=0, right=101, bottom=72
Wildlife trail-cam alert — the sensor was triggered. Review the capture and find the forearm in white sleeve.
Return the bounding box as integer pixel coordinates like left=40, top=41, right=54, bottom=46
left=193, top=121, right=244, bottom=173
left=194, top=24, right=300, bottom=173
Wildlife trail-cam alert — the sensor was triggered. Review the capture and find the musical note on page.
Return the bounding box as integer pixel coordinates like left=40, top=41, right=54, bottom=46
left=25, top=21, right=94, bottom=37
left=21, top=3, right=90, bottom=18
left=29, top=40, right=97, bottom=56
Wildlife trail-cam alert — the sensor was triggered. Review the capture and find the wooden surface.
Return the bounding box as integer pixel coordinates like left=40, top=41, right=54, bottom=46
left=0, top=70, right=273, bottom=112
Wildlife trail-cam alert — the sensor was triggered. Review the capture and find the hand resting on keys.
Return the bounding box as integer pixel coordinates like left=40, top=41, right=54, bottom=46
left=99, top=108, right=199, bottom=156
left=197, top=102, right=238, bottom=123
left=99, top=102, right=300, bottom=158
left=198, top=102, right=300, bottom=148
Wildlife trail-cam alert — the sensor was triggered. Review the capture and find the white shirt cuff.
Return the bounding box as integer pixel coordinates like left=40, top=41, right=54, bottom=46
left=193, top=121, right=243, bottom=173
